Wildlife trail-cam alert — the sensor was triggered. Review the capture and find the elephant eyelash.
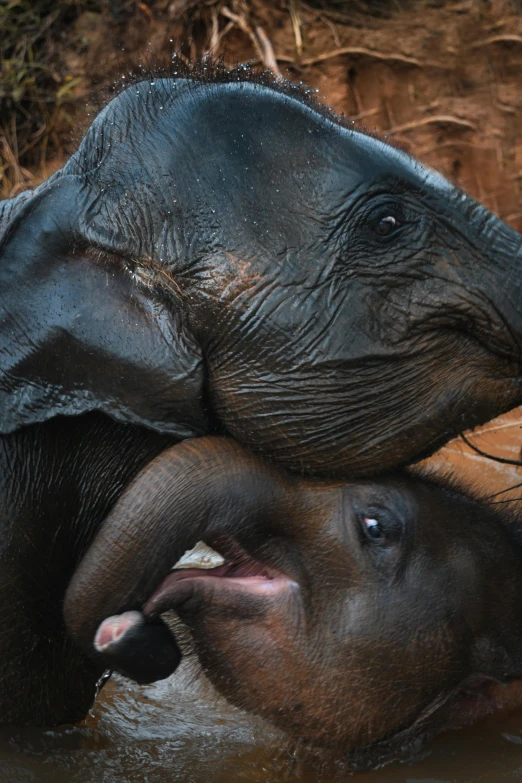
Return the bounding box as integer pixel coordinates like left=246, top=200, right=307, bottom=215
left=82, top=244, right=183, bottom=307
left=121, top=257, right=183, bottom=301
left=127, top=264, right=160, bottom=291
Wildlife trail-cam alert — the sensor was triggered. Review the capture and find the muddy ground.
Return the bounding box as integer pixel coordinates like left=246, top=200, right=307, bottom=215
left=2, top=0, right=522, bottom=496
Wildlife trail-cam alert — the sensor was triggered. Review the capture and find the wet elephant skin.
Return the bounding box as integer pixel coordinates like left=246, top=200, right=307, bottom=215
left=2, top=64, right=522, bottom=477
left=65, top=437, right=522, bottom=768
left=0, top=413, right=174, bottom=726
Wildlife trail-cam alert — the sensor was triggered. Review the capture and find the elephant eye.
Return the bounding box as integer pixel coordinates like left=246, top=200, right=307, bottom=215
left=373, top=215, right=402, bottom=237
left=362, top=516, right=385, bottom=543
left=355, top=503, right=404, bottom=557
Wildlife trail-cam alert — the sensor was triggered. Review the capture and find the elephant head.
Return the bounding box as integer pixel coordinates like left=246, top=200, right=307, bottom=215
left=64, top=437, right=522, bottom=766
left=2, top=64, right=522, bottom=476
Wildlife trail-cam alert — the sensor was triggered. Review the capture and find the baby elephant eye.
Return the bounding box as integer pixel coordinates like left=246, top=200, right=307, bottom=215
left=363, top=516, right=385, bottom=542
left=373, top=215, right=402, bottom=237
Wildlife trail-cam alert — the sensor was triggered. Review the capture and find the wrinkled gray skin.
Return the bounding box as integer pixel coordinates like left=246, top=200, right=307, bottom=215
left=1, top=69, right=522, bottom=476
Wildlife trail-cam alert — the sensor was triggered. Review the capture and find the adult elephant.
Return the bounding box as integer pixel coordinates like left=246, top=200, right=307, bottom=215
left=1, top=63, right=522, bottom=477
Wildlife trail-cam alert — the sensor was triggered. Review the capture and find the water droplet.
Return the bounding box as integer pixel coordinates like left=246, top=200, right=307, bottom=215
left=89, top=669, right=112, bottom=717
left=503, top=733, right=522, bottom=745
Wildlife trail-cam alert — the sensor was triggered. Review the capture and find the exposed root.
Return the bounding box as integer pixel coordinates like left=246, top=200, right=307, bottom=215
left=289, top=0, right=303, bottom=57
left=255, top=26, right=281, bottom=77
left=137, top=1, right=153, bottom=22
left=218, top=6, right=281, bottom=76
left=220, top=6, right=265, bottom=67
left=469, top=34, right=522, bottom=49
left=350, top=107, right=379, bottom=121
left=388, top=115, right=477, bottom=134
left=460, top=433, right=522, bottom=467
left=320, top=14, right=341, bottom=48
left=301, top=47, right=430, bottom=68
left=207, top=7, right=220, bottom=52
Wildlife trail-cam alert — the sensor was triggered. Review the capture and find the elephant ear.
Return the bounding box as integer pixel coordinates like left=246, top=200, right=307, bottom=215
left=0, top=176, right=206, bottom=437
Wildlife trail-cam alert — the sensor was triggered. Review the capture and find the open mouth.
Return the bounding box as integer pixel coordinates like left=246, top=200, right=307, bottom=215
left=144, top=538, right=297, bottom=617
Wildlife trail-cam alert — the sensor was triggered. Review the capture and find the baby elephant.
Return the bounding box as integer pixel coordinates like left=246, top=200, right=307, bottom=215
left=65, top=438, right=522, bottom=767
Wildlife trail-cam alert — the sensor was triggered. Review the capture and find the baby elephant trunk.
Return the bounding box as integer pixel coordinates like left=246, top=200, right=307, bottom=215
left=63, top=437, right=288, bottom=682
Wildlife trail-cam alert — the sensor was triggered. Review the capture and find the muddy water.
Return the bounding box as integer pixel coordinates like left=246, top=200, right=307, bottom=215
left=2, top=669, right=522, bottom=783
left=2, top=411, right=522, bottom=783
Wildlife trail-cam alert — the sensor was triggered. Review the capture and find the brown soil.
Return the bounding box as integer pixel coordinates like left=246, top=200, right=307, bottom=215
left=3, top=0, right=522, bottom=500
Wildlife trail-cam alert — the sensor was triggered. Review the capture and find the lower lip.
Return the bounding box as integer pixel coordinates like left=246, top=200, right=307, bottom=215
left=144, top=569, right=297, bottom=616
left=195, top=574, right=293, bottom=592
left=161, top=568, right=294, bottom=594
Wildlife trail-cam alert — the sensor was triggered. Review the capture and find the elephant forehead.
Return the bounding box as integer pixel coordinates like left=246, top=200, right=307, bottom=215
left=74, top=77, right=441, bottom=183
left=65, top=79, right=455, bottom=244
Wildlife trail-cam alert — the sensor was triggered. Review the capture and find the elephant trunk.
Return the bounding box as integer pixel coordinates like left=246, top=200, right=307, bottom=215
left=63, top=437, right=288, bottom=665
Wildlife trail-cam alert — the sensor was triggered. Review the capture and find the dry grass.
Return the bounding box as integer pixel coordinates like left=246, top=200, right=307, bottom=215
left=0, top=0, right=137, bottom=196
left=2, top=0, right=73, bottom=194
left=0, top=0, right=299, bottom=196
